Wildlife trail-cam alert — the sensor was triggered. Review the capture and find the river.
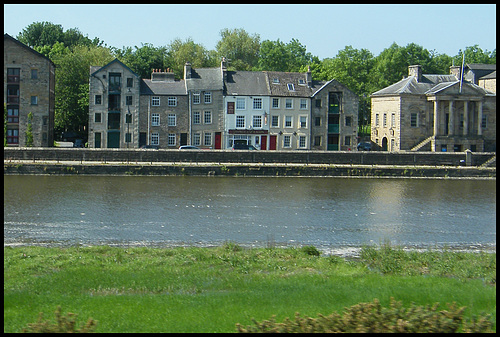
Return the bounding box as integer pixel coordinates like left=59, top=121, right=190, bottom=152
left=4, top=175, right=496, bottom=255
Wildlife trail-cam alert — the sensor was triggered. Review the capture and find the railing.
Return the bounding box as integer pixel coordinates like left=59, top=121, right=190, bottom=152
left=7, top=75, right=20, bottom=83
left=7, top=96, right=19, bottom=104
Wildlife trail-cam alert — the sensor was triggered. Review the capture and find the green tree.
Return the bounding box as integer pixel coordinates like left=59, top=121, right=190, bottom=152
left=166, top=38, right=217, bottom=78
left=53, top=45, right=114, bottom=136
left=26, top=112, right=33, bottom=147
left=215, top=28, right=260, bottom=71
left=114, top=44, right=168, bottom=79
left=258, top=38, right=316, bottom=72
left=453, top=45, right=496, bottom=65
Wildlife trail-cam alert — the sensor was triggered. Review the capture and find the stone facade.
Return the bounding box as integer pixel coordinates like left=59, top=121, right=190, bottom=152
left=371, top=65, right=496, bottom=152
left=4, top=34, right=55, bottom=147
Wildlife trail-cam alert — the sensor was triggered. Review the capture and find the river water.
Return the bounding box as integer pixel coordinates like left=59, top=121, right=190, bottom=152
left=4, top=175, right=496, bottom=255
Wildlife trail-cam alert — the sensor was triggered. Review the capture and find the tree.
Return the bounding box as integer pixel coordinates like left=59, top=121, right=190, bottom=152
left=215, top=28, right=260, bottom=71
left=114, top=44, right=168, bottom=79
left=25, top=112, right=33, bottom=147
left=166, top=38, right=217, bottom=78
left=258, top=38, right=316, bottom=72
left=17, top=21, right=64, bottom=48
left=453, top=45, right=496, bottom=65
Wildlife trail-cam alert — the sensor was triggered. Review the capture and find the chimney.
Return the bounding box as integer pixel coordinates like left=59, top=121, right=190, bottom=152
left=221, top=57, right=227, bottom=82
left=306, top=65, right=312, bottom=87
left=184, top=62, right=192, bottom=80
left=408, top=65, right=422, bottom=82
left=449, top=65, right=461, bottom=80
left=151, top=68, right=175, bottom=82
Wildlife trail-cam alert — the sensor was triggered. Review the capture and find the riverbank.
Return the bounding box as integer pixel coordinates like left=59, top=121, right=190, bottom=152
left=3, top=160, right=496, bottom=178
left=3, top=244, right=496, bottom=333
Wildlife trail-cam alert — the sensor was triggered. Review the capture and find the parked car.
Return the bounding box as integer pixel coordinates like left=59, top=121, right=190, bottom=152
left=140, top=145, right=159, bottom=150
left=179, top=145, right=200, bottom=150
left=73, top=139, right=85, bottom=148
left=232, top=143, right=258, bottom=150
left=357, top=141, right=372, bottom=151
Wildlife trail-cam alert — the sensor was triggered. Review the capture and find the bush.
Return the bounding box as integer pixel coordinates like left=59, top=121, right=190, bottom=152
left=235, top=298, right=494, bottom=333
left=300, top=245, right=321, bottom=256
left=21, top=306, right=97, bottom=333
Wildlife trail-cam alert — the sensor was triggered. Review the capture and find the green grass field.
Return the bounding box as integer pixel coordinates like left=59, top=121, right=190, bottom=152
left=4, top=244, right=496, bottom=333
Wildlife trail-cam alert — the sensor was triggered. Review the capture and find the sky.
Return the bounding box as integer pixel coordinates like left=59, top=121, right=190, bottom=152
left=3, top=4, right=496, bottom=60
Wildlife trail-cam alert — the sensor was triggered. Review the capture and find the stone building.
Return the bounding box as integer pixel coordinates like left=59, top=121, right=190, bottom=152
left=4, top=33, right=55, bottom=147
left=371, top=64, right=496, bottom=152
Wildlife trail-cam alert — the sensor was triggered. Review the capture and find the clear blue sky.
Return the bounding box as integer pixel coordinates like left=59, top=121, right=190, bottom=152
left=4, top=4, right=496, bottom=60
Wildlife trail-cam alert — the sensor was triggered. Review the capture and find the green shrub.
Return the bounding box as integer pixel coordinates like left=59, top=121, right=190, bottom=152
left=300, top=245, right=321, bottom=256
left=235, top=298, right=494, bottom=333
left=21, top=306, right=97, bottom=333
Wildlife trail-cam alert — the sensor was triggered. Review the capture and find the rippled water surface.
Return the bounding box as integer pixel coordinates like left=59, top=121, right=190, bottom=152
left=4, top=175, right=496, bottom=252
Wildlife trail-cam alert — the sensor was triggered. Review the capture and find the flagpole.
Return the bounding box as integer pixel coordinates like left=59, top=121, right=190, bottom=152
left=459, top=52, right=465, bottom=93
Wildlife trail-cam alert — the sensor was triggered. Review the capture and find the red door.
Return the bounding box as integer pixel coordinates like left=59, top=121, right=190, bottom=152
left=260, top=135, right=267, bottom=150
left=269, top=135, right=277, bottom=150
left=215, top=132, right=221, bottom=149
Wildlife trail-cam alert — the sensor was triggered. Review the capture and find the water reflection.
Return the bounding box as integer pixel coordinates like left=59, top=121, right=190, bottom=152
left=4, top=175, right=496, bottom=251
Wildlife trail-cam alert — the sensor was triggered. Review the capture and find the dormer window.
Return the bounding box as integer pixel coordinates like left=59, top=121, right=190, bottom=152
left=287, top=83, right=294, bottom=91
left=273, top=78, right=279, bottom=84
left=298, top=79, right=305, bottom=85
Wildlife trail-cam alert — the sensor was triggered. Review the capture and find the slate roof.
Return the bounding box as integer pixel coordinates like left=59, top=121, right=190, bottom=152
left=186, top=67, right=223, bottom=91
left=371, top=73, right=495, bottom=97
left=225, top=71, right=269, bottom=96
left=264, top=71, right=314, bottom=97
left=140, top=79, right=187, bottom=95
left=480, top=70, right=496, bottom=80
left=90, top=58, right=140, bottom=78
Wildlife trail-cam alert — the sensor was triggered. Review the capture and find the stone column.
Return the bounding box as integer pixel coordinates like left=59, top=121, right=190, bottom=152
left=463, top=101, right=468, bottom=136
left=477, top=101, right=483, bottom=136
left=448, top=100, right=454, bottom=135
left=433, top=100, right=439, bottom=136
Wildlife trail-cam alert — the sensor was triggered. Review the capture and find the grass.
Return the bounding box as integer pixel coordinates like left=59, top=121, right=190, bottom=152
left=4, top=243, right=496, bottom=333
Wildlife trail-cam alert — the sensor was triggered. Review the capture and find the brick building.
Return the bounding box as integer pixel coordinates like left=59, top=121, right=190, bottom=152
left=4, top=34, right=55, bottom=147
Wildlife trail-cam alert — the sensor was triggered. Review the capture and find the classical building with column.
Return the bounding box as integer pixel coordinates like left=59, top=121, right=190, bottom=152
left=371, top=64, right=496, bottom=152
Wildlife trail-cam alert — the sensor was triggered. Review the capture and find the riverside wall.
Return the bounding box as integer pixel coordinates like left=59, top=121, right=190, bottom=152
left=4, top=148, right=496, bottom=178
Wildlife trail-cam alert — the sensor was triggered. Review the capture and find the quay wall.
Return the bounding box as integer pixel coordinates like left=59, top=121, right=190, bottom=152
left=3, top=148, right=496, bottom=166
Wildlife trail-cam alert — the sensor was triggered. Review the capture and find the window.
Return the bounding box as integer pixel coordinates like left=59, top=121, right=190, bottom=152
left=7, top=107, right=19, bottom=123
left=410, top=113, right=418, bottom=127
left=236, top=115, right=245, bottom=128
left=7, top=128, right=19, bottom=144
left=151, top=133, right=159, bottom=145
left=7, top=68, right=20, bottom=83
left=300, top=99, right=307, bottom=110
left=204, top=92, right=212, bottom=104
left=285, top=99, right=293, bottom=109
left=125, top=133, right=132, bottom=143
left=253, top=115, right=262, bottom=128
left=271, top=115, right=279, bottom=127
left=151, top=113, right=160, bottom=126
left=383, top=113, right=387, bottom=127
left=345, top=136, right=351, bottom=146
left=109, top=73, right=121, bottom=91
left=345, top=116, right=352, bottom=127
left=168, top=97, right=177, bottom=107
left=315, top=117, right=321, bottom=126
left=31, top=69, right=37, bottom=79
left=168, top=113, right=176, bottom=126
left=285, top=116, right=292, bottom=127
left=375, top=114, right=379, bottom=126
left=152, top=96, right=160, bottom=106
left=298, top=79, right=305, bottom=85
left=283, top=135, right=291, bottom=148
left=193, top=133, right=201, bottom=146
left=193, top=111, right=201, bottom=124
left=300, top=116, right=307, bottom=128
left=272, top=98, right=279, bottom=108
left=127, top=78, right=133, bottom=87
left=204, top=133, right=212, bottom=146
left=126, top=96, right=132, bottom=106
left=315, top=99, right=321, bottom=108
left=253, top=98, right=262, bottom=110
left=314, top=136, right=321, bottom=146
left=287, top=83, right=294, bottom=91
left=299, top=136, right=307, bottom=148
left=126, top=114, right=132, bottom=124
left=236, top=98, right=245, bottom=110
left=391, top=113, right=396, bottom=127
left=94, top=113, right=101, bottom=123
left=31, top=96, right=38, bottom=105
left=193, top=92, right=200, bottom=104
left=168, top=133, right=176, bottom=146
left=204, top=111, right=212, bottom=124
left=95, top=95, right=102, bottom=105
left=273, top=78, right=279, bottom=84
left=482, top=115, right=487, bottom=129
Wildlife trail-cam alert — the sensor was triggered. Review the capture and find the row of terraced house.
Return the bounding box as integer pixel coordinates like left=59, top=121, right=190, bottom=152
left=88, top=58, right=359, bottom=151
left=5, top=33, right=496, bottom=151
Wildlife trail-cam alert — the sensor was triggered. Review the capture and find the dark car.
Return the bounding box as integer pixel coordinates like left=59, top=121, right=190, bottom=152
left=140, top=145, right=159, bottom=150
left=73, top=139, right=85, bottom=148
left=232, top=143, right=258, bottom=150
left=357, top=141, right=372, bottom=151
left=179, top=145, right=200, bottom=150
